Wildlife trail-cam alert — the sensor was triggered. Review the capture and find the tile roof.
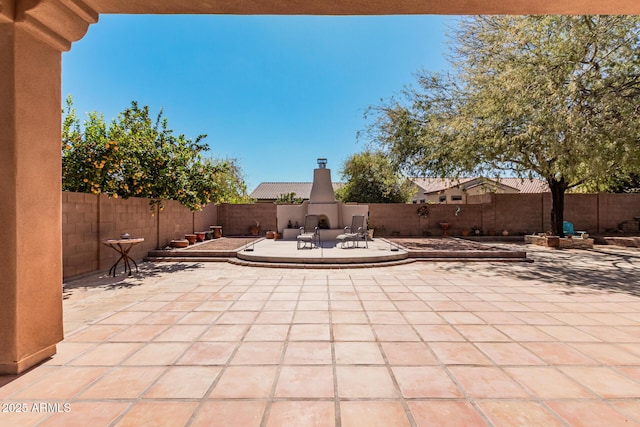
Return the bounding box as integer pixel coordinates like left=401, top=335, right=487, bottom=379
left=412, top=177, right=548, bottom=194
left=250, top=182, right=343, bottom=200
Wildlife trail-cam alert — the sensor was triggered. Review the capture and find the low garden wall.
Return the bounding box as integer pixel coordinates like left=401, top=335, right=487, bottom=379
left=62, top=191, right=640, bottom=278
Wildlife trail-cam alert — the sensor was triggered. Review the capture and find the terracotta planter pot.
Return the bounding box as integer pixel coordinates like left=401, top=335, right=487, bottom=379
left=249, top=226, right=260, bottom=236
left=185, top=234, right=197, bottom=245
left=195, top=232, right=205, bottom=242
left=211, top=226, right=223, bottom=239
left=266, top=231, right=275, bottom=239
left=170, top=239, right=189, bottom=248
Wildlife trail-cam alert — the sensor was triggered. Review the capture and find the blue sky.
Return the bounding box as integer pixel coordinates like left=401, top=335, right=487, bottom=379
left=62, top=15, right=454, bottom=191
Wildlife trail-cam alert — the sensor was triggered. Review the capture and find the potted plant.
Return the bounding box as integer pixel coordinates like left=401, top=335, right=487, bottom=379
left=249, top=220, right=260, bottom=236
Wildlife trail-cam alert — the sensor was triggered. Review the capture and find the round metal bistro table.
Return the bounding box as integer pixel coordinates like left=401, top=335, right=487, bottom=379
left=101, top=238, right=145, bottom=277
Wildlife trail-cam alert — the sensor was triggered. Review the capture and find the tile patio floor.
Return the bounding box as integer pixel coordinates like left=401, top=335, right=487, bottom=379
left=1, top=244, right=640, bottom=426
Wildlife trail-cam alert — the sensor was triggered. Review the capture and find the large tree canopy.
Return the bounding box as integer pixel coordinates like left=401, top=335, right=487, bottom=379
left=367, top=15, right=640, bottom=235
left=62, top=97, right=250, bottom=210
left=335, top=150, right=416, bottom=203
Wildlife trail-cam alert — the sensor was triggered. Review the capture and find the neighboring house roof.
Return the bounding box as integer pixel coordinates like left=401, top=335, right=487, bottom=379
left=411, top=177, right=548, bottom=195
left=250, top=177, right=548, bottom=201
left=250, top=182, right=343, bottom=201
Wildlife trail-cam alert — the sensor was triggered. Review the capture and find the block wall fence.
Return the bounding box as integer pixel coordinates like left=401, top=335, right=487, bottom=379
left=62, top=191, right=640, bottom=279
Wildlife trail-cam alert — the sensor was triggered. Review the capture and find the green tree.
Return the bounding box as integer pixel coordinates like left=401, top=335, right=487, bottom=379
left=335, top=150, right=416, bottom=203
left=367, top=16, right=640, bottom=235
left=275, top=192, right=304, bottom=204
left=62, top=96, right=250, bottom=210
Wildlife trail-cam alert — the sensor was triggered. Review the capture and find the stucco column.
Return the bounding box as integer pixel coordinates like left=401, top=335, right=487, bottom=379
left=0, top=22, right=65, bottom=374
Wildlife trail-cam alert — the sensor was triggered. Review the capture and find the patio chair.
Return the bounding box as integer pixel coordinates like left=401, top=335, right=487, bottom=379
left=563, top=221, right=587, bottom=237
left=297, top=215, right=320, bottom=249
left=336, top=215, right=368, bottom=248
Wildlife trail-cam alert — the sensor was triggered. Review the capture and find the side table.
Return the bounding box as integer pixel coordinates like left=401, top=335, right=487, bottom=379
left=102, top=238, right=145, bottom=276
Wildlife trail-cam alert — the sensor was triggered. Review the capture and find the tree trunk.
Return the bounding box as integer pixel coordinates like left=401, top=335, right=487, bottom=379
left=548, top=178, right=568, bottom=237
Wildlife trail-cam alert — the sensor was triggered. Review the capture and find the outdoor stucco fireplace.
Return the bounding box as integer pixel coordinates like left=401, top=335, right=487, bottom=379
left=277, top=158, right=368, bottom=240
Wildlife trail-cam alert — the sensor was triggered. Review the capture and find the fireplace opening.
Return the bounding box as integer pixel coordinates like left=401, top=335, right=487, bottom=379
left=318, top=215, right=330, bottom=229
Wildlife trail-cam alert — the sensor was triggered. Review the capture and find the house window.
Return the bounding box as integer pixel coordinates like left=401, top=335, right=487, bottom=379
left=419, top=199, right=425, bottom=204
left=439, top=195, right=446, bottom=203
left=451, top=195, right=463, bottom=201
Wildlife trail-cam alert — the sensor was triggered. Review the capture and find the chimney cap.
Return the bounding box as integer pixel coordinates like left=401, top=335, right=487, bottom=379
left=317, top=158, right=327, bottom=168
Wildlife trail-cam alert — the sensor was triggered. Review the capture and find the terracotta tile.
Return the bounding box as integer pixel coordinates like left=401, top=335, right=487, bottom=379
left=263, top=300, right=298, bottom=311
left=298, top=300, right=329, bottom=310
left=195, top=301, right=233, bottom=311
left=160, top=301, right=202, bottom=311
left=177, top=291, right=215, bottom=301
left=395, top=301, right=429, bottom=311
left=293, top=310, right=330, bottom=324
left=610, top=400, right=640, bottom=424
left=336, top=366, right=398, bottom=398
left=13, top=367, right=108, bottom=400
left=153, top=324, right=209, bottom=341
left=230, top=342, right=284, bottom=365
left=275, top=366, right=334, bottom=398
left=458, top=301, right=498, bottom=312
left=192, top=401, right=267, bottom=427
left=176, top=342, right=237, bottom=365
left=453, top=325, right=510, bottom=342
left=176, top=311, right=221, bottom=324
left=477, top=401, right=564, bottom=427
left=200, top=324, right=248, bottom=341
left=617, top=366, right=640, bottom=382
left=230, top=301, right=265, bottom=311
left=266, top=401, right=335, bottom=427
left=476, top=343, right=546, bottom=365
left=393, top=366, right=462, bottom=398
left=373, top=324, right=421, bottom=341
left=67, top=343, right=142, bottom=366
left=380, top=342, right=437, bottom=366
left=137, top=311, right=186, bottom=325
left=448, top=366, right=530, bottom=398
left=145, top=292, right=185, bottom=302
left=560, top=366, right=640, bottom=398
left=506, top=367, right=595, bottom=398
left=113, top=401, right=198, bottom=427
left=216, top=311, right=258, bottom=324
left=577, top=325, right=640, bottom=342
left=414, top=325, right=465, bottom=341
left=523, top=342, right=597, bottom=365
left=330, top=301, right=363, bottom=311
left=144, top=366, right=220, bottom=398
left=238, top=292, right=271, bottom=301
left=244, top=324, right=290, bottom=341
left=44, top=342, right=94, bottom=365
left=299, top=291, right=328, bottom=301
left=123, top=301, right=169, bottom=311
left=367, top=311, right=407, bottom=324
left=547, top=400, right=638, bottom=427
left=514, top=311, right=564, bottom=325
left=109, top=324, right=169, bottom=342
left=403, top=311, right=446, bottom=324
left=537, top=325, right=601, bottom=342
left=65, top=324, right=126, bottom=342
left=331, top=291, right=360, bottom=301
left=439, top=311, right=485, bottom=325
left=289, top=324, right=330, bottom=341
left=269, top=292, right=299, bottom=301
left=547, top=312, right=602, bottom=325
left=78, top=366, right=165, bottom=399
left=332, top=324, right=375, bottom=341
left=408, top=401, right=487, bottom=427
left=0, top=367, right=56, bottom=399
left=122, top=342, right=191, bottom=366
left=0, top=408, right=53, bottom=426
left=98, top=311, right=151, bottom=325
left=283, top=342, right=333, bottom=365
left=255, top=311, right=294, bottom=323
left=571, top=343, right=640, bottom=365
left=494, top=324, right=555, bottom=341
left=363, top=301, right=397, bottom=311
left=429, top=342, right=493, bottom=365
left=334, top=342, right=385, bottom=365
left=475, top=311, right=522, bottom=324
left=38, top=402, right=130, bottom=427
left=340, top=401, right=410, bottom=427
left=209, top=366, right=277, bottom=398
